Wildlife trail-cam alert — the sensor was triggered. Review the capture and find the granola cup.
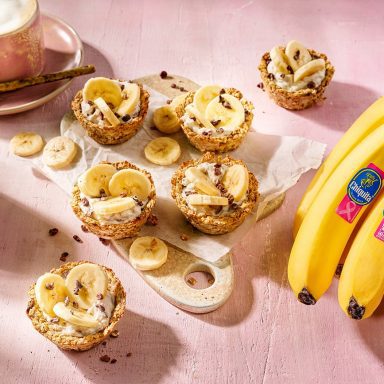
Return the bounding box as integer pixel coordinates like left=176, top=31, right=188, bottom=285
left=259, top=48, right=335, bottom=110
left=26, top=261, right=126, bottom=352
left=71, top=161, right=156, bottom=239
left=71, top=83, right=149, bottom=145
left=171, top=152, right=259, bottom=234
left=175, top=88, right=254, bottom=153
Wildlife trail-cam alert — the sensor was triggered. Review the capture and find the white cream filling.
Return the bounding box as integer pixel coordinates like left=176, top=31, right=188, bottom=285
left=267, top=61, right=325, bottom=92
left=80, top=80, right=141, bottom=127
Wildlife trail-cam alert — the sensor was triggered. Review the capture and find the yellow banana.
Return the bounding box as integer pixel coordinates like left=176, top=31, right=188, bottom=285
left=293, top=97, right=384, bottom=238
left=288, top=124, right=384, bottom=305
left=338, top=192, right=384, bottom=319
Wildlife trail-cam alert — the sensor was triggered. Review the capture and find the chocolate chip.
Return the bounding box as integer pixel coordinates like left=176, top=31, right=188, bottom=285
left=88, top=100, right=94, bottom=106
left=45, top=283, right=54, bottom=290
left=214, top=167, right=221, bottom=176
left=102, top=341, right=107, bottom=346
left=160, top=71, right=168, bottom=79
left=99, top=238, right=110, bottom=245
left=280, top=74, right=285, bottom=79
left=100, top=355, right=110, bottom=363
left=72, top=301, right=79, bottom=309
left=267, top=73, right=275, bottom=80
left=166, top=99, right=172, bottom=104
left=110, top=359, right=117, bottom=364
left=81, top=225, right=89, bottom=232
left=120, top=84, right=125, bottom=90
left=257, top=82, right=264, bottom=89
left=110, top=329, right=119, bottom=338
left=211, top=119, right=221, bottom=127
left=217, top=127, right=224, bottom=134
left=293, top=50, right=300, bottom=61
left=73, top=235, right=83, bottom=243
left=74, top=280, right=83, bottom=295
left=60, top=252, right=69, bottom=262
left=171, top=83, right=177, bottom=88
left=122, top=114, right=131, bottom=122
left=220, top=88, right=226, bottom=94
left=48, top=228, right=58, bottom=236
left=307, top=81, right=316, bottom=89
left=96, top=293, right=104, bottom=300
left=287, top=65, right=293, bottom=74
left=96, top=304, right=106, bottom=312
left=99, top=189, right=107, bottom=198
left=179, top=86, right=186, bottom=92
left=81, top=198, right=89, bottom=207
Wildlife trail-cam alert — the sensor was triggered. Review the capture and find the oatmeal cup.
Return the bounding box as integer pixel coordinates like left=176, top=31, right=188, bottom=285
left=259, top=40, right=335, bottom=110
left=72, top=77, right=149, bottom=145
left=26, top=261, right=126, bottom=351
left=71, top=161, right=156, bottom=239
left=171, top=152, right=259, bottom=235
left=175, top=86, right=254, bottom=153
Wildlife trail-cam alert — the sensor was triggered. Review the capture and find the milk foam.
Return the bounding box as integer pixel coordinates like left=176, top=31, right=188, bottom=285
left=0, top=0, right=37, bottom=35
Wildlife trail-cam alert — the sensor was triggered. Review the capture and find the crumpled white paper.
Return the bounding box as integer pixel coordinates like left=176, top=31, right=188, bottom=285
left=33, top=87, right=326, bottom=262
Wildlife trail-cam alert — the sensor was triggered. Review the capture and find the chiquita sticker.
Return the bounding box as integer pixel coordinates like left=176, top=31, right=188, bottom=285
left=336, top=163, right=384, bottom=223
left=374, top=217, right=384, bottom=242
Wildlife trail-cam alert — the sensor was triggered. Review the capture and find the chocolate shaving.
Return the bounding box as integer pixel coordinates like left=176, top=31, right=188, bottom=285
left=81, top=225, right=89, bottom=232
left=74, top=280, right=83, bottom=295
left=110, top=359, right=117, bottom=364
left=287, top=65, right=294, bottom=74
left=73, top=235, right=83, bottom=243
left=48, top=228, right=58, bottom=236
left=60, top=252, right=69, bottom=262
left=257, top=82, right=264, bottom=89
left=122, top=114, right=130, bottom=122
left=99, top=238, right=110, bottom=245
left=293, top=50, right=300, bottom=61
left=45, top=283, right=54, bottom=290
left=96, top=293, right=104, bottom=300
left=210, top=119, right=221, bottom=127
left=72, top=301, right=79, bottom=309
left=96, top=304, right=106, bottom=312
left=50, top=317, right=59, bottom=323
left=81, top=198, right=89, bottom=207
left=220, top=88, right=226, bottom=94
left=267, top=73, right=275, bottom=80
left=100, top=355, right=110, bottom=363
left=64, top=296, right=70, bottom=306
left=307, top=81, right=316, bottom=89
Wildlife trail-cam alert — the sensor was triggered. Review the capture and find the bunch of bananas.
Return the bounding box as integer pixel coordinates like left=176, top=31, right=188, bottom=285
left=288, top=97, right=384, bottom=319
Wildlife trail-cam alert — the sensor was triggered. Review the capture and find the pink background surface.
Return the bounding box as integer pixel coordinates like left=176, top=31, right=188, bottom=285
left=1, top=1, right=384, bottom=383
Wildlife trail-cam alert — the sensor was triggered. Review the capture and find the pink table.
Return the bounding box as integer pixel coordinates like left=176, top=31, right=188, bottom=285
left=1, top=1, right=383, bottom=383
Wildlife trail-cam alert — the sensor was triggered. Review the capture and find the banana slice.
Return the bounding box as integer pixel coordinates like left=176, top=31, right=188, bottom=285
left=116, top=83, right=141, bottom=117
left=94, top=97, right=120, bottom=127
left=222, top=164, right=249, bottom=202
left=285, top=40, right=312, bottom=71
left=187, top=194, right=229, bottom=206
left=270, top=46, right=291, bottom=74
left=83, top=77, right=122, bottom=107
left=185, top=104, right=216, bottom=131
left=35, top=273, right=68, bottom=317
left=294, top=58, right=325, bottom=82
left=65, top=263, right=108, bottom=309
left=144, top=137, right=181, bottom=166
left=10, top=132, right=44, bottom=157
left=42, top=136, right=77, bottom=169
left=78, top=164, right=116, bottom=197
left=109, top=169, right=151, bottom=200
left=129, top=236, right=168, bottom=271
left=193, top=85, right=222, bottom=114
left=93, top=196, right=136, bottom=215
left=53, top=302, right=99, bottom=328
left=170, top=93, right=188, bottom=110
left=153, top=105, right=180, bottom=133
left=185, top=167, right=220, bottom=196
left=205, top=94, right=245, bottom=130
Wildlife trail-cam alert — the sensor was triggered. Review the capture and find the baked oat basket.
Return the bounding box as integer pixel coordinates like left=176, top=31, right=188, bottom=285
left=71, top=161, right=156, bottom=239
left=171, top=152, right=259, bottom=234
left=258, top=48, right=335, bottom=110
left=26, top=261, right=126, bottom=352
left=175, top=88, right=254, bottom=153
left=71, top=83, right=149, bottom=145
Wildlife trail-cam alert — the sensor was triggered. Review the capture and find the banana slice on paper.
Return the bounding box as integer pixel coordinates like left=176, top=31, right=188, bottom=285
left=205, top=94, right=245, bottom=130
left=187, top=194, right=229, bottom=206
left=185, top=104, right=216, bottom=131
left=170, top=93, right=188, bottom=110
left=109, top=169, right=151, bottom=200
left=35, top=273, right=68, bottom=317
left=193, top=85, right=222, bottom=114
left=10, top=132, right=44, bottom=157
left=285, top=40, right=312, bottom=71
left=42, top=136, right=77, bottom=169
left=270, top=46, right=291, bottom=74
left=94, top=97, right=120, bottom=127
left=65, top=263, right=108, bottom=309
left=144, top=137, right=181, bottom=166
left=294, top=59, right=325, bottom=82
left=93, top=196, right=136, bottom=215
left=153, top=105, right=180, bottom=133
left=78, top=164, right=116, bottom=197
left=222, top=164, right=249, bottom=202
left=53, top=302, right=99, bottom=328
left=129, top=236, right=168, bottom=271
left=83, top=77, right=122, bottom=107
left=185, top=167, right=220, bottom=196
left=116, top=83, right=141, bottom=117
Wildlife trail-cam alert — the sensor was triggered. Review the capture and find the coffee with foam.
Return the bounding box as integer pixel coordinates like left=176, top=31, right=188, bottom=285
left=0, top=0, right=37, bottom=35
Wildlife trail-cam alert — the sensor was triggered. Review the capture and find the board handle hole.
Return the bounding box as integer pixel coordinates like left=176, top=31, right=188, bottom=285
left=184, top=264, right=215, bottom=289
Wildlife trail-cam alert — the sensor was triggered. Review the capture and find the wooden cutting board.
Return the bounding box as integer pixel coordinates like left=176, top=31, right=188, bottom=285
left=113, top=74, right=285, bottom=313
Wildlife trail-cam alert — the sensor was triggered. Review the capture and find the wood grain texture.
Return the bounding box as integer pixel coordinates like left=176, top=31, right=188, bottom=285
left=1, top=1, right=384, bottom=383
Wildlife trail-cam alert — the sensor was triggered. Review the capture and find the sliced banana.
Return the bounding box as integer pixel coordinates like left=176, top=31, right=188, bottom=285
left=193, top=85, right=222, bottom=114
left=144, top=137, right=181, bottom=166
left=285, top=40, right=312, bottom=71
left=185, top=104, right=216, bottom=131
left=78, top=164, right=116, bottom=197
left=294, top=58, right=325, bottom=82
left=205, top=94, right=245, bottom=130
left=187, top=194, right=229, bottom=206
left=53, top=302, right=99, bottom=328
left=10, top=132, right=44, bottom=157
left=35, top=273, right=68, bottom=317
left=42, top=136, right=77, bottom=169
left=170, top=93, right=188, bottom=110
left=222, top=164, right=249, bottom=202
left=83, top=77, right=122, bottom=107
left=93, top=196, right=136, bottom=215
left=153, top=105, right=180, bottom=134
left=270, top=46, right=291, bottom=74
left=65, top=263, right=108, bottom=310
left=185, top=167, right=220, bottom=196
left=116, top=83, right=141, bottom=117
left=109, top=169, right=151, bottom=200
left=94, top=97, right=120, bottom=127
left=129, top=236, right=168, bottom=271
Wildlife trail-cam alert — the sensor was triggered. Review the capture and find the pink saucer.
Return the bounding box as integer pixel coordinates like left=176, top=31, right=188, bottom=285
left=0, top=14, right=83, bottom=115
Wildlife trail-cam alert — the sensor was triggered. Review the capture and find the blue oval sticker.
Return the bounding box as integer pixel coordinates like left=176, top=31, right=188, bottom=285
left=347, top=168, right=382, bottom=206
